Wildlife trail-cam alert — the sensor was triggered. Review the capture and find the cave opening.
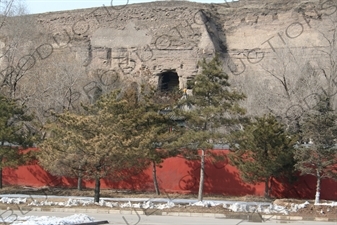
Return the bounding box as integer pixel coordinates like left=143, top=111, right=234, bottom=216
left=158, top=70, right=179, bottom=92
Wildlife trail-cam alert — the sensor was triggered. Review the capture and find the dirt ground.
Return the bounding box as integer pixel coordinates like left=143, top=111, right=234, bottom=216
left=273, top=199, right=337, bottom=219
left=292, top=204, right=337, bottom=219
left=0, top=186, right=336, bottom=219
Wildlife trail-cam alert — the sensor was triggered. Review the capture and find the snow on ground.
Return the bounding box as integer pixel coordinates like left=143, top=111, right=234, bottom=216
left=191, top=201, right=220, bottom=207
left=119, top=200, right=175, bottom=209
left=0, top=196, right=320, bottom=215
left=314, top=202, right=337, bottom=207
left=222, top=201, right=310, bottom=215
left=3, top=213, right=94, bottom=225
left=28, top=198, right=100, bottom=207
left=0, top=199, right=327, bottom=225
left=0, top=197, right=27, bottom=204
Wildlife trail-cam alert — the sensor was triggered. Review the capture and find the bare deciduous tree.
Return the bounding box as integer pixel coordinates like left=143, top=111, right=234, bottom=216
left=0, top=0, right=39, bottom=99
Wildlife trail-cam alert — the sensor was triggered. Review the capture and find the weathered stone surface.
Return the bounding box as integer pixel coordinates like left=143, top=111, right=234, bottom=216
left=0, top=0, right=335, bottom=119
left=33, top=2, right=209, bottom=93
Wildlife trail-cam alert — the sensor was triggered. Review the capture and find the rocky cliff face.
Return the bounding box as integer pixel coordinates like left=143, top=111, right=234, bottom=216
left=0, top=0, right=335, bottom=122
left=26, top=1, right=214, bottom=88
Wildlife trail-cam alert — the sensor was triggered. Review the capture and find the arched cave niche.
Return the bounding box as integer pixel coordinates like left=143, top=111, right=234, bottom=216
left=158, top=70, right=179, bottom=92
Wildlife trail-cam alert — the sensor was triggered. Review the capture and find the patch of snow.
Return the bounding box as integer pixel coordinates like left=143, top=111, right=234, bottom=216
left=119, top=200, right=174, bottom=209
left=156, top=201, right=175, bottom=209
left=97, top=199, right=118, bottom=208
left=27, top=198, right=104, bottom=207
left=227, top=202, right=259, bottom=213
left=120, top=201, right=132, bottom=208
left=315, top=202, right=337, bottom=207
left=191, top=201, right=221, bottom=207
left=7, top=214, right=94, bottom=225
left=141, top=201, right=152, bottom=209
left=0, top=197, right=26, bottom=204
left=289, top=201, right=310, bottom=212
left=265, top=204, right=288, bottom=215
left=224, top=202, right=291, bottom=215
left=0, top=196, right=319, bottom=215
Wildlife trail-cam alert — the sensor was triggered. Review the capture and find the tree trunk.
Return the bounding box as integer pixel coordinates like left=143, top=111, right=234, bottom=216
left=77, top=176, right=82, bottom=191
left=94, top=176, right=100, bottom=203
left=198, top=149, right=205, bottom=202
left=152, top=160, right=160, bottom=195
left=0, top=155, right=2, bottom=189
left=0, top=168, right=2, bottom=189
left=264, top=177, right=270, bottom=198
left=315, top=170, right=321, bottom=205
left=77, top=165, right=82, bottom=191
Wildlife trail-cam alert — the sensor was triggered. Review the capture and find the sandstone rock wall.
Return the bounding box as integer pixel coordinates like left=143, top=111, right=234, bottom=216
left=0, top=0, right=335, bottom=121
left=26, top=1, right=214, bottom=89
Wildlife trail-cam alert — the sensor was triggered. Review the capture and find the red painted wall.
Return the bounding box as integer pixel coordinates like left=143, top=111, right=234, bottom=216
left=3, top=149, right=337, bottom=200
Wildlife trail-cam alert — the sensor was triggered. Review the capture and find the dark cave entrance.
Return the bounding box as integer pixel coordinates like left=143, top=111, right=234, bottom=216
left=158, top=70, right=179, bottom=92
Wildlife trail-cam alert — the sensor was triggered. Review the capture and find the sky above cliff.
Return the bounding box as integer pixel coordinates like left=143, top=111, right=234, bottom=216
left=25, top=0, right=235, bottom=14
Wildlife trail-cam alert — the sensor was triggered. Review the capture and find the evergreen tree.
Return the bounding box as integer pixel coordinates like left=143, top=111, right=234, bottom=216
left=0, top=94, right=34, bottom=188
left=167, top=55, right=246, bottom=201
left=294, top=96, right=337, bottom=204
left=132, top=85, right=183, bottom=195
left=38, top=90, right=146, bottom=202
left=228, top=114, right=297, bottom=198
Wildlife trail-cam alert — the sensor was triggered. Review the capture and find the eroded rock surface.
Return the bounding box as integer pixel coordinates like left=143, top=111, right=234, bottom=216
left=0, top=0, right=335, bottom=121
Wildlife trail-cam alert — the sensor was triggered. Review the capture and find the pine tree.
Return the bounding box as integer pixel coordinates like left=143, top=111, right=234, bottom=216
left=294, top=96, right=337, bottom=204
left=228, top=114, right=297, bottom=198
left=130, top=85, right=183, bottom=195
left=168, top=55, right=246, bottom=201
left=0, top=94, right=34, bottom=188
left=38, top=90, right=146, bottom=202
